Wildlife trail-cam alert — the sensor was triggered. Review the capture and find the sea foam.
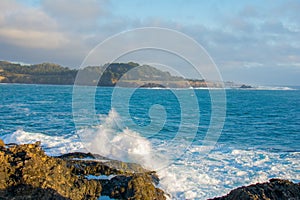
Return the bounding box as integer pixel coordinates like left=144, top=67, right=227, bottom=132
left=1, top=110, right=299, bottom=200
left=1, top=129, right=85, bottom=156
left=77, top=109, right=167, bottom=170
left=157, top=146, right=300, bottom=199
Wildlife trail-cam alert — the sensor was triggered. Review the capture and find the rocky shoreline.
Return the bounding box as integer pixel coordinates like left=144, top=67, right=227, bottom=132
left=210, top=179, right=300, bottom=200
left=0, top=139, right=165, bottom=200
left=0, top=139, right=299, bottom=200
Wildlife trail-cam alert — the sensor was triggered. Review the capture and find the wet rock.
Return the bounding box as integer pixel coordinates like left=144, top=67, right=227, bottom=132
left=100, top=173, right=165, bottom=200
left=0, top=139, right=4, bottom=147
left=210, top=179, right=300, bottom=200
left=0, top=141, right=166, bottom=200
left=59, top=152, right=150, bottom=176
left=0, top=184, right=70, bottom=200
left=0, top=141, right=101, bottom=199
left=60, top=152, right=166, bottom=200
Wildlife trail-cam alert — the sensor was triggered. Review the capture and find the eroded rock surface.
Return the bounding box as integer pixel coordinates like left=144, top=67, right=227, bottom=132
left=0, top=139, right=165, bottom=200
left=210, top=179, right=300, bottom=200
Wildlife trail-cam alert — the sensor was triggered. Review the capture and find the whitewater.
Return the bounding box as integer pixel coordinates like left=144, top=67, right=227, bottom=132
left=0, top=84, right=299, bottom=199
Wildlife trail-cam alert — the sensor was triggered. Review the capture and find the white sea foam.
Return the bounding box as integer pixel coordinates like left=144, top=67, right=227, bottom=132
left=193, top=87, right=224, bottom=90
left=1, top=112, right=299, bottom=200
left=157, top=147, right=300, bottom=199
left=141, top=86, right=297, bottom=91
left=238, top=86, right=296, bottom=90
left=255, top=86, right=296, bottom=90
left=77, top=109, right=168, bottom=170
left=1, top=129, right=86, bottom=156
left=120, top=86, right=297, bottom=91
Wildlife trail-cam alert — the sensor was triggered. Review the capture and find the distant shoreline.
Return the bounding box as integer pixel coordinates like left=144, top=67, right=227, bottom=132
left=2, top=60, right=299, bottom=90
left=1, top=82, right=298, bottom=91
left=0, top=60, right=243, bottom=88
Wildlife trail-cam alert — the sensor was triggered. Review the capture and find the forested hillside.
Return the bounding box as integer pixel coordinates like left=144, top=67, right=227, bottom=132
left=0, top=61, right=191, bottom=87
left=0, top=61, right=76, bottom=85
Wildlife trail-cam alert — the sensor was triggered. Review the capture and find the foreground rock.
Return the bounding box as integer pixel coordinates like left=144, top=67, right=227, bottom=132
left=210, top=179, right=300, bottom=200
left=0, top=139, right=165, bottom=200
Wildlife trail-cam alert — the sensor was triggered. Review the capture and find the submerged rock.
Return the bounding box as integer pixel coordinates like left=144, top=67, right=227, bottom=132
left=0, top=139, right=166, bottom=200
left=210, top=179, right=300, bottom=200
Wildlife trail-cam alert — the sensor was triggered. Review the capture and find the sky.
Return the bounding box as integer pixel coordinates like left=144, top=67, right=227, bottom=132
left=0, top=0, right=299, bottom=85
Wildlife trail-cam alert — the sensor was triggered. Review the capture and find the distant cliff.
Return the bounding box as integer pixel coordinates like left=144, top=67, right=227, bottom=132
left=0, top=61, right=77, bottom=85
left=0, top=61, right=219, bottom=88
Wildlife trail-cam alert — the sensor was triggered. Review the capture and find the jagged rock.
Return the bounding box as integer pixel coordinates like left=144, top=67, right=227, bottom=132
left=59, top=152, right=166, bottom=200
left=0, top=184, right=70, bottom=200
left=58, top=152, right=149, bottom=175
left=210, top=179, right=300, bottom=200
left=0, top=139, right=4, bottom=147
left=0, top=141, right=101, bottom=199
left=0, top=140, right=166, bottom=200
left=100, top=173, right=165, bottom=200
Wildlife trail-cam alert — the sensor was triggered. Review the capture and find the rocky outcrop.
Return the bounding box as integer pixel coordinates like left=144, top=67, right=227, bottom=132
left=210, top=179, right=300, bottom=200
left=3, top=138, right=299, bottom=200
left=0, top=139, right=166, bottom=200
left=0, top=139, right=4, bottom=147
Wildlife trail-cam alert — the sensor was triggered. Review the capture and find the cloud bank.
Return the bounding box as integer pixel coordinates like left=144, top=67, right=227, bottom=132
left=0, top=0, right=299, bottom=85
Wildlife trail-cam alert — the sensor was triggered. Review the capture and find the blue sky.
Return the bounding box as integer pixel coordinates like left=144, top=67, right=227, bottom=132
left=1, top=0, right=300, bottom=85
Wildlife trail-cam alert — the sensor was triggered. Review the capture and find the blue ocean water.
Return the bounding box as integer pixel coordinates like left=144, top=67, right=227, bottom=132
left=0, top=84, right=299, bottom=199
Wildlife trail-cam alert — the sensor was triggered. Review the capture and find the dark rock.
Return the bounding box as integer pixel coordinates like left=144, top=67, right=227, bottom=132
left=0, top=184, right=70, bottom=200
left=61, top=152, right=166, bottom=200
left=140, top=83, right=166, bottom=88
left=240, top=84, right=252, bottom=89
left=0, top=141, right=101, bottom=199
left=0, top=141, right=166, bottom=200
left=126, top=174, right=166, bottom=200
left=57, top=152, right=97, bottom=160
left=210, top=179, right=300, bottom=200
left=100, top=173, right=165, bottom=200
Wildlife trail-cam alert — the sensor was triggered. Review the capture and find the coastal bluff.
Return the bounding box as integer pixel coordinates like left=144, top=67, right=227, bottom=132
left=0, top=139, right=165, bottom=200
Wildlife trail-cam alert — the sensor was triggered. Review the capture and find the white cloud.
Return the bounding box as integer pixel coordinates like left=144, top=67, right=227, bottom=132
left=41, top=0, right=110, bottom=31
left=0, top=0, right=68, bottom=49
left=0, top=28, right=67, bottom=49
left=42, top=0, right=107, bottom=20
left=0, top=0, right=299, bottom=85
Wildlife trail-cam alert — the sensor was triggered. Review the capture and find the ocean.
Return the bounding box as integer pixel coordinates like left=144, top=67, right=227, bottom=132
left=0, top=84, right=299, bottom=199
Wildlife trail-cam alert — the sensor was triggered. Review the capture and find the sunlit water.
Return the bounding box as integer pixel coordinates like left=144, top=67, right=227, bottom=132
left=0, top=84, right=299, bottom=199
